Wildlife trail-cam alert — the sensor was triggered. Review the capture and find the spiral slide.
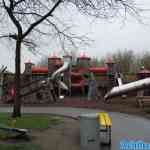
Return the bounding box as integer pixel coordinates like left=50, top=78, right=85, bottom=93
left=51, top=59, right=70, bottom=90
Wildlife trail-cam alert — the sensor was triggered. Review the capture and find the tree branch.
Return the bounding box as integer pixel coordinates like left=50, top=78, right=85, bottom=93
left=14, top=0, right=25, bottom=8
left=22, top=0, right=62, bottom=39
left=3, top=0, right=23, bottom=36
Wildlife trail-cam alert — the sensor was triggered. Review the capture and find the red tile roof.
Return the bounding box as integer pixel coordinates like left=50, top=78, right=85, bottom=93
left=77, top=53, right=91, bottom=60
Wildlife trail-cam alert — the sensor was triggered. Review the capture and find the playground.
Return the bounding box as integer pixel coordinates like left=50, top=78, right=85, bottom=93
left=0, top=55, right=150, bottom=150
left=1, top=0, right=150, bottom=149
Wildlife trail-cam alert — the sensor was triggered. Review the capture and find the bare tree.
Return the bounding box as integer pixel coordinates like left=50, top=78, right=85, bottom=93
left=0, top=0, right=140, bottom=117
left=112, top=50, right=135, bottom=73
left=103, top=50, right=143, bottom=74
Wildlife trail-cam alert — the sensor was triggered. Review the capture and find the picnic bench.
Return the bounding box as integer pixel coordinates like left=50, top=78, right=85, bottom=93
left=98, top=112, right=112, bottom=145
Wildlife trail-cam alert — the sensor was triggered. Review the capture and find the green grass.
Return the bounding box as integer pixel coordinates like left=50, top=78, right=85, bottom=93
left=0, top=113, right=64, bottom=139
left=0, top=113, right=63, bottom=129
left=0, top=143, right=40, bottom=150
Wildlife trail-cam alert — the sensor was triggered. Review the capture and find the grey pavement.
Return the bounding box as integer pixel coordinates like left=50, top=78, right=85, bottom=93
left=0, top=106, right=150, bottom=150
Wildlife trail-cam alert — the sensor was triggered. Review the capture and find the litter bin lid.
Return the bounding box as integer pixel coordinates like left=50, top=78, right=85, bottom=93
left=79, top=113, right=98, bottom=119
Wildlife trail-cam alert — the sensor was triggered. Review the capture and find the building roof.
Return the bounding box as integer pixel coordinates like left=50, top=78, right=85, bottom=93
left=48, top=56, right=61, bottom=59
left=77, top=53, right=91, bottom=60
left=24, top=59, right=33, bottom=64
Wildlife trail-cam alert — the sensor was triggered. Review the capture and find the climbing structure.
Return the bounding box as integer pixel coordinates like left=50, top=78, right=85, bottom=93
left=1, top=54, right=119, bottom=103
left=68, top=55, right=117, bottom=96
left=22, top=56, right=64, bottom=103
left=70, top=55, right=90, bottom=96
left=1, top=56, right=67, bottom=104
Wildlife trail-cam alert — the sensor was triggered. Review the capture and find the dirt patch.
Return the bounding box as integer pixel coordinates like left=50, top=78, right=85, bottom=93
left=0, top=118, right=80, bottom=150
left=32, top=117, right=80, bottom=150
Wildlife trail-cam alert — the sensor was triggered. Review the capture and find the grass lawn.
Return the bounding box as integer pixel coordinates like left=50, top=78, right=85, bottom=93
left=0, top=113, right=64, bottom=129
left=0, top=112, right=64, bottom=141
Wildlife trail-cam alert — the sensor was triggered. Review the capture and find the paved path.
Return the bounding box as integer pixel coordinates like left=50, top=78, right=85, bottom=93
left=0, top=106, right=150, bottom=150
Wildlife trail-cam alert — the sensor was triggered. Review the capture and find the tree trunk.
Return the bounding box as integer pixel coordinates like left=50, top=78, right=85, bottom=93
left=12, top=37, right=22, bottom=118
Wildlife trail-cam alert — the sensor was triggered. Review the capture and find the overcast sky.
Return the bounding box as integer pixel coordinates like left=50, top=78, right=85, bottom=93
left=0, top=0, right=150, bottom=72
